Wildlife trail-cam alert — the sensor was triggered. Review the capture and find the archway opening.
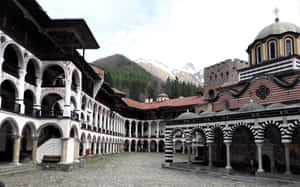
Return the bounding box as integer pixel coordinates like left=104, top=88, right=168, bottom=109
left=79, top=134, right=86, bottom=156
left=24, top=90, right=35, bottom=116
left=191, top=129, right=207, bottom=164
left=124, top=140, right=129, bottom=152
left=291, top=126, right=300, bottom=174
left=3, top=45, right=19, bottom=78
left=0, top=120, right=17, bottom=162
left=38, top=125, right=61, bottom=147
left=71, top=70, right=80, bottom=92
left=131, top=140, right=136, bottom=152
left=150, top=140, right=157, bottom=152
left=0, top=80, right=19, bottom=113
left=137, top=140, right=142, bottom=152
left=131, top=122, right=136, bottom=137
left=41, top=93, right=63, bottom=117
left=143, top=140, right=148, bottom=152
left=20, top=124, right=34, bottom=162
left=231, top=126, right=256, bottom=174
left=143, top=123, right=148, bottom=138
left=42, top=65, right=65, bottom=87
left=25, top=59, right=38, bottom=86
left=212, top=128, right=226, bottom=167
left=159, top=140, right=165, bottom=152
left=125, top=121, right=129, bottom=137
left=262, top=154, right=271, bottom=172
left=264, top=125, right=284, bottom=173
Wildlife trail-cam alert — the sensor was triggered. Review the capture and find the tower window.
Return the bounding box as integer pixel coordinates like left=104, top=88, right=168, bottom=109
left=256, top=45, right=262, bottom=64
left=285, top=38, right=293, bottom=56
left=268, top=40, right=277, bottom=60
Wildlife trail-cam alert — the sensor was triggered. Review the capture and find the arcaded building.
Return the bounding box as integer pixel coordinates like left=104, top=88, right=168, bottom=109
left=0, top=0, right=207, bottom=170
left=164, top=18, right=300, bottom=176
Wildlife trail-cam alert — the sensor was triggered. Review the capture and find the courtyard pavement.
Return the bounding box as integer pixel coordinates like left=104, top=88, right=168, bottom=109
left=0, top=153, right=299, bottom=187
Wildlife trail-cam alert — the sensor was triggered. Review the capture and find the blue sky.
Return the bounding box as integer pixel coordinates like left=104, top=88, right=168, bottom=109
left=38, top=0, right=300, bottom=69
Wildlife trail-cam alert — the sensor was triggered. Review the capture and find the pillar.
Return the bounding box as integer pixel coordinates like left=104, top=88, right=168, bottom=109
left=148, top=141, right=151, bottom=152
left=182, top=142, right=185, bottom=154
left=129, top=123, right=132, bottom=137
left=12, top=135, right=21, bottom=165
left=98, top=142, right=102, bottom=155
left=74, top=138, right=80, bottom=162
left=63, top=80, right=72, bottom=117
left=17, top=69, right=26, bottom=114
left=225, top=142, right=232, bottom=170
left=60, top=138, right=69, bottom=164
left=256, top=143, right=264, bottom=173
left=0, top=58, right=3, bottom=106
left=149, top=124, right=151, bottom=138
left=31, top=136, right=38, bottom=163
left=187, top=144, right=192, bottom=163
left=157, top=141, right=159, bottom=152
left=135, top=123, right=138, bottom=138
left=284, top=143, right=291, bottom=175
left=129, top=142, right=131, bottom=152
left=208, top=143, right=213, bottom=168
left=135, top=142, right=137, bottom=152
left=141, top=124, right=144, bottom=137
left=156, top=123, right=159, bottom=138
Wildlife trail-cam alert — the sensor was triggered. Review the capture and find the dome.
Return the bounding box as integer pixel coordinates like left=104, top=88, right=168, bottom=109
left=266, top=103, right=287, bottom=110
left=199, top=111, right=216, bottom=117
left=175, top=112, right=199, bottom=120
left=239, top=102, right=264, bottom=112
left=255, top=21, right=300, bottom=40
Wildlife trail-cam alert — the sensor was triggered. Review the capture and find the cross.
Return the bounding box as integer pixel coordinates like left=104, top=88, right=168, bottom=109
left=273, top=7, right=279, bottom=18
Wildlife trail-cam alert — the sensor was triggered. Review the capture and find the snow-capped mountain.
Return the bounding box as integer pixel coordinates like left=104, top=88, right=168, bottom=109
left=135, top=59, right=203, bottom=86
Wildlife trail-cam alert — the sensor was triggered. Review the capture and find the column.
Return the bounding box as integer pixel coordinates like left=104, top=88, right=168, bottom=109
left=225, top=142, right=232, bottom=170
left=17, top=69, right=26, bottom=114
left=182, top=142, right=185, bottom=154
left=34, top=78, right=42, bottom=116
left=129, top=122, right=132, bottom=138
left=63, top=80, right=72, bottom=117
left=129, top=142, right=131, bottom=152
left=256, top=143, right=264, bottom=173
left=148, top=141, right=151, bottom=152
left=284, top=143, right=291, bottom=175
left=74, top=138, right=80, bottom=162
left=135, top=122, right=138, bottom=138
left=208, top=143, right=213, bottom=168
left=149, top=124, right=151, bottom=138
left=82, top=141, right=87, bottom=156
left=12, top=135, right=21, bottom=165
left=32, top=136, right=38, bottom=163
left=60, top=138, right=69, bottom=164
left=156, top=141, right=159, bottom=152
left=187, top=144, right=192, bottom=163
left=98, top=142, right=102, bottom=155
left=0, top=58, right=3, bottom=106
left=156, top=123, right=159, bottom=138
left=135, top=141, right=137, bottom=152
left=141, top=124, right=144, bottom=138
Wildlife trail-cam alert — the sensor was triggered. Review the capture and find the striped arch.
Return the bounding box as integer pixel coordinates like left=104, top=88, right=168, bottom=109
left=189, top=126, right=208, bottom=144
left=286, top=119, right=300, bottom=143
left=225, top=121, right=256, bottom=143
left=257, top=120, right=284, bottom=143
left=208, top=124, right=226, bottom=143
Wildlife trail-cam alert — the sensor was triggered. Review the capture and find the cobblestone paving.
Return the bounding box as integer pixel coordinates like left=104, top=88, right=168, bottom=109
left=0, top=153, right=299, bottom=187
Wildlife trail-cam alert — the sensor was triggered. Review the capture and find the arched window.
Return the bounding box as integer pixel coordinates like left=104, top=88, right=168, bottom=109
left=285, top=38, right=293, bottom=56
left=256, top=45, right=262, bottom=64
left=268, top=40, right=277, bottom=60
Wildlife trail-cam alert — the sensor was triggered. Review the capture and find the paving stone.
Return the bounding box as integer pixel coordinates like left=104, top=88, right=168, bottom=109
left=0, top=153, right=298, bottom=187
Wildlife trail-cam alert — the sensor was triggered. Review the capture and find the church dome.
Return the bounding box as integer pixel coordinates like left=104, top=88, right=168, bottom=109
left=175, top=111, right=199, bottom=120
left=239, top=102, right=264, bottom=112
left=255, top=21, right=300, bottom=40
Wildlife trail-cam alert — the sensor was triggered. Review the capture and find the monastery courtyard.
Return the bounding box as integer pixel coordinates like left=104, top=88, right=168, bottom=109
left=0, top=153, right=297, bottom=187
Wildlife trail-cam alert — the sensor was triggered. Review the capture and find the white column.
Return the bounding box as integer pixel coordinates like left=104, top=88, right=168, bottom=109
left=12, top=135, right=21, bottom=165
left=256, top=143, right=264, bottom=173
left=0, top=58, right=3, bottom=107
left=156, top=123, right=159, bottom=138
left=208, top=143, right=213, bottom=168
left=34, top=78, right=42, bottom=114
left=225, top=142, right=232, bottom=170
left=129, top=122, right=132, bottom=137
left=156, top=140, right=159, bottom=152
left=129, top=141, right=131, bottom=152
left=63, top=80, right=72, bottom=117
left=182, top=142, right=185, bottom=154
left=148, top=124, right=151, bottom=138
left=17, top=69, right=26, bottom=114
left=135, top=122, right=138, bottom=138
left=32, top=137, right=38, bottom=163
left=141, top=124, right=144, bottom=137
left=60, top=138, right=69, bottom=164
left=284, top=143, right=291, bottom=175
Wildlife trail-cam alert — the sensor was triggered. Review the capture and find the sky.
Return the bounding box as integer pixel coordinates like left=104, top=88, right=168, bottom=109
left=38, top=0, right=300, bottom=70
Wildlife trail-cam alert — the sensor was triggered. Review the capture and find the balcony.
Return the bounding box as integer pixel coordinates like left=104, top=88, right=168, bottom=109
left=1, top=101, right=20, bottom=113
left=25, top=106, right=41, bottom=117
left=41, top=110, right=63, bottom=118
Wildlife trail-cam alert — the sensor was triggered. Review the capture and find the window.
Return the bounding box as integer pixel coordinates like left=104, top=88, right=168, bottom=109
left=285, top=38, right=293, bottom=56
left=256, top=45, right=262, bottom=64
left=268, top=40, right=277, bottom=60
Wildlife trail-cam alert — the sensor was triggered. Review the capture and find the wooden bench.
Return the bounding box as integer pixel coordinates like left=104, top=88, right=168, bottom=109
left=42, top=155, right=61, bottom=163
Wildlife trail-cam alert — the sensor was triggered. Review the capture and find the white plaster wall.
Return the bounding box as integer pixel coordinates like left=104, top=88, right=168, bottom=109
left=37, top=138, right=62, bottom=163
left=66, top=138, right=74, bottom=163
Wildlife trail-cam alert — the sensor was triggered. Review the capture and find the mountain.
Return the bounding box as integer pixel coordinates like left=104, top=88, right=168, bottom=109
left=92, top=54, right=162, bottom=101
left=135, top=59, right=203, bottom=86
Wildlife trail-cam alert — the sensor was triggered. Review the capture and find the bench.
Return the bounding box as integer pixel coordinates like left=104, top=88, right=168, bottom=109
left=42, top=155, right=61, bottom=163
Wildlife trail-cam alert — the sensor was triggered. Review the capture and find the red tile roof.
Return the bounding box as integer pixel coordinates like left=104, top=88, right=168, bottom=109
left=123, top=96, right=205, bottom=110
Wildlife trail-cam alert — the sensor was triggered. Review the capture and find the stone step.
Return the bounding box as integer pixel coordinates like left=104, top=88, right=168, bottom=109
left=0, top=163, right=37, bottom=176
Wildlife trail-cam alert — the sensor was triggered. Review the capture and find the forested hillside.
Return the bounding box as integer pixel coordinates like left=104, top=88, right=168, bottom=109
left=92, top=54, right=203, bottom=102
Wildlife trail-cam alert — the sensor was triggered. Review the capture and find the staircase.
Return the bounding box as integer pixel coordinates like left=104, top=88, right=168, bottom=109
left=0, top=163, right=37, bottom=176
left=37, top=138, right=62, bottom=163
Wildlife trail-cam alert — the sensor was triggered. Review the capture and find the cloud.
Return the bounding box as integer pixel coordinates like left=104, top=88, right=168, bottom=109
left=38, top=0, right=300, bottom=70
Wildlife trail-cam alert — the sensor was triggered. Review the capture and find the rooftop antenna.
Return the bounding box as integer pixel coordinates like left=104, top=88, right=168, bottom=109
left=274, top=7, right=280, bottom=23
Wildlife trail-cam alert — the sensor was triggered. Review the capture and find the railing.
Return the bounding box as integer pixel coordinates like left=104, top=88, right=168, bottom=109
left=41, top=110, right=63, bottom=118
left=25, top=106, right=41, bottom=117
left=1, top=101, right=20, bottom=113
left=71, top=111, right=79, bottom=121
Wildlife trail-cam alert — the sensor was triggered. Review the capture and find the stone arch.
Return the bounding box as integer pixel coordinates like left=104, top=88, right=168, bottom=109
left=20, top=122, right=37, bottom=162
left=24, top=89, right=36, bottom=116
left=0, top=79, right=19, bottom=112
left=41, top=64, right=66, bottom=87
left=69, top=125, right=79, bottom=138
left=1, top=42, right=24, bottom=78
left=209, top=125, right=225, bottom=143
left=41, top=93, right=64, bottom=117
left=257, top=120, right=283, bottom=143
left=226, top=122, right=256, bottom=142
left=22, top=122, right=37, bottom=137
left=0, top=117, right=20, bottom=136
left=24, top=57, right=41, bottom=85
left=37, top=123, right=64, bottom=138
left=71, top=68, right=81, bottom=92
